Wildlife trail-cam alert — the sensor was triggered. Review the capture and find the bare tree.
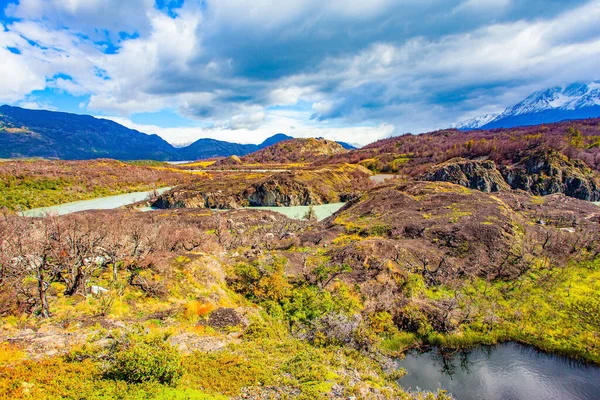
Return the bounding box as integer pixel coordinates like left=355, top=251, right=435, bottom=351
left=10, top=217, right=63, bottom=318
left=54, top=215, right=107, bottom=296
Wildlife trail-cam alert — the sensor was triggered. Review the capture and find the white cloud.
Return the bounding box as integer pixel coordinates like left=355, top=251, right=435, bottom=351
left=0, top=46, right=45, bottom=103
left=100, top=110, right=393, bottom=147
left=6, top=0, right=155, bottom=38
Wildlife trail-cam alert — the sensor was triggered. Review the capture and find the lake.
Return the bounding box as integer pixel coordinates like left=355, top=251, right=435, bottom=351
left=398, top=342, right=600, bottom=400
left=22, top=188, right=172, bottom=217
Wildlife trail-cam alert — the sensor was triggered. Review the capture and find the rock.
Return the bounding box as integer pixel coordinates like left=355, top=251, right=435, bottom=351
left=420, top=158, right=510, bottom=192
left=420, top=151, right=600, bottom=201
left=206, top=308, right=246, bottom=330
left=90, top=285, right=108, bottom=295
left=152, top=164, right=371, bottom=210
left=168, top=333, right=231, bottom=353
left=245, top=173, right=317, bottom=206
left=501, top=150, right=600, bottom=201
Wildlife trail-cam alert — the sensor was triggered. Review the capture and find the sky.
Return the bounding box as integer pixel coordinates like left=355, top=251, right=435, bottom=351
left=1, top=0, right=600, bottom=146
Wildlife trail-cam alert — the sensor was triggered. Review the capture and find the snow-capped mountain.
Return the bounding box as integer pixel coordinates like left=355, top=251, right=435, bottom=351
left=453, top=80, right=600, bottom=130
left=451, top=114, right=498, bottom=130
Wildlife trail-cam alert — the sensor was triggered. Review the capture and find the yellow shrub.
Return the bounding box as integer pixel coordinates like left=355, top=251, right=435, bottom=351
left=184, top=301, right=215, bottom=320
left=0, top=342, right=26, bottom=364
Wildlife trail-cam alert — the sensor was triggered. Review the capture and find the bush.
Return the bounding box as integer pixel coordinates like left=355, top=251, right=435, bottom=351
left=106, top=338, right=183, bottom=386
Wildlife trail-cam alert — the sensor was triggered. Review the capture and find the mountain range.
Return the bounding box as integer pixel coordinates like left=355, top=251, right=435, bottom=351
left=0, top=105, right=354, bottom=161
left=453, top=81, right=600, bottom=130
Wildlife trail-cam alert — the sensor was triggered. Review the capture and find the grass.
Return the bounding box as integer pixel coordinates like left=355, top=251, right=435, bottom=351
left=389, top=257, right=600, bottom=363
left=0, top=159, right=203, bottom=211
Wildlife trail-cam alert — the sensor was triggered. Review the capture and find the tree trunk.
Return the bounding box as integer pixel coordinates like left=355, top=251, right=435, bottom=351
left=38, top=280, right=50, bottom=318
left=113, top=262, right=118, bottom=282
left=64, top=268, right=83, bottom=296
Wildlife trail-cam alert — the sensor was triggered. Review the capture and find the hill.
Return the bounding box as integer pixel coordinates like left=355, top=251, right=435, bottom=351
left=236, top=137, right=348, bottom=164
left=321, top=118, right=600, bottom=200
left=453, top=81, right=600, bottom=130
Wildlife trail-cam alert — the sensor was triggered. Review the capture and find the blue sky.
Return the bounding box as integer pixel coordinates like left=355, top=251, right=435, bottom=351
left=1, top=0, right=600, bottom=146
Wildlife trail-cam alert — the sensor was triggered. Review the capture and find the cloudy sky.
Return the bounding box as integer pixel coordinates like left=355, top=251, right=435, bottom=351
left=1, top=0, right=600, bottom=146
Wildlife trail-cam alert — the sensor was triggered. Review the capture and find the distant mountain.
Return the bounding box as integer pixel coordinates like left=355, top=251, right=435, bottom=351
left=453, top=81, right=600, bottom=130
left=0, top=105, right=177, bottom=160
left=177, top=139, right=259, bottom=160
left=0, top=106, right=306, bottom=161
left=336, top=141, right=358, bottom=150
left=259, top=133, right=293, bottom=148
left=450, top=114, right=498, bottom=130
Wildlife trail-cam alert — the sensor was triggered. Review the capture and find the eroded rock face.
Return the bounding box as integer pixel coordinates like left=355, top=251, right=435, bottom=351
left=421, top=158, right=510, bottom=192
left=501, top=151, right=600, bottom=201
left=245, top=174, right=319, bottom=206
left=152, top=165, right=372, bottom=209
left=420, top=151, right=600, bottom=201
left=152, top=189, right=242, bottom=209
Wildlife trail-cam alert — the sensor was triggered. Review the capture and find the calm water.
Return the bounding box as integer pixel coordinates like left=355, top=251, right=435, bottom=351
left=22, top=188, right=172, bottom=217
left=398, top=343, right=600, bottom=400
left=249, top=202, right=346, bottom=221
left=370, top=174, right=400, bottom=183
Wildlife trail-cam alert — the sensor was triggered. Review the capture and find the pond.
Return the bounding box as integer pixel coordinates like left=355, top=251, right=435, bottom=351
left=22, top=188, right=172, bottom=217
left=398, top=342, right=600, bottom=400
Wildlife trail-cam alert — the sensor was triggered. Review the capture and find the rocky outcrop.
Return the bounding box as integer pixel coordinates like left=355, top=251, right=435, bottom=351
left=152, top=164, right=372, bottom=210
left=420, top=158, right=510, bottom=192
left=152, top=188, right=243, bottom=209
left=501, top=150, right=600, bottom=201
left=420, top=151, right=600, bottom=201
left=245, top=174, right=320, bottom=206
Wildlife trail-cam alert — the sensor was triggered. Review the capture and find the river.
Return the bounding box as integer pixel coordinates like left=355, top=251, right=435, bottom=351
left=250, top=203, right=345, bottom=221
left=22, top=188, right=172, bottom=217
left=398, top=342, right=600, bottom=400
left=22, top=189, right=345, bottom=221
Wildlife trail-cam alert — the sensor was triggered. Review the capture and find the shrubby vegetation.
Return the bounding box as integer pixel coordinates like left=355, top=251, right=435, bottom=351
left=1, top=121, right=600, bottom=398
left=0, top=159, right=203, bottom=211
left=321, top=119, right=600, bottom=173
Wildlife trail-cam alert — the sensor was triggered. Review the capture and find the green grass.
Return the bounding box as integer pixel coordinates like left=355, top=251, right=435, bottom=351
left=0, top=176, right=160, bottom=211
left=398, top=258, right=600, bottom=363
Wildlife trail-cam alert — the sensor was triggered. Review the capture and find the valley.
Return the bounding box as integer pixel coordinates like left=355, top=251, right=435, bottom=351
left=1, top=118, right=600, bottom=399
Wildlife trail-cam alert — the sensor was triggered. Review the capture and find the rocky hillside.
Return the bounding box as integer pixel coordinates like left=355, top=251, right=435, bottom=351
left=420, top=158, right=510, bottom=193
left=320, top=118, right=600, bottom=201
left=224, top=138, right=348, bottom=165
left=323, top=118, right=600, bottom=174
left=302, top=181, right=600, bottom=335
left=153, top=164, right=371, bottom=209
left=420, top=150, right=600, bottom=201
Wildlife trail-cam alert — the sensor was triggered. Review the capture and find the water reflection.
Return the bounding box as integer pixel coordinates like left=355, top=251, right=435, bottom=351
left=398, top=342, right=600, bottom=400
